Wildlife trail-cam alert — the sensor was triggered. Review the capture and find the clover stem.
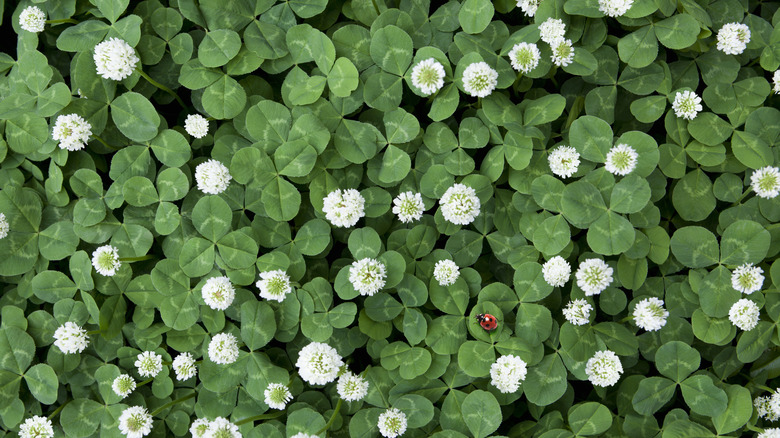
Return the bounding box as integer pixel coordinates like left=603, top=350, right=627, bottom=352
left=86, top=329, right=103, bottom=335
left=150, top=392, right=196, bottom=417
left=46, top=18, right=79, bottom=24
left=731, top=187, right=752, bottom=206
left=120, top=255, right=155, bottom=262
left=317, top=398, right=343, bottom=435
left=137, top=378, right=154, bottom=387
left=92, top=134, right=119, bottom=150
left=755, top=384, right=775, bottom=393
left=234, top=411, right=285, bottom=426
left=48, top=400, right=71, bottom=420
left=136, top=67, right=186, bottom=108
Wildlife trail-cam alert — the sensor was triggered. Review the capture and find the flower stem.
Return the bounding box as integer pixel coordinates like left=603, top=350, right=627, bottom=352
left=86, top=329, right=103, bottom=335
left=120, top=255, right=154, bottom=262
left=731, top=187, right=753, bottom=206
left=46, top=18, right=79, bottom=25
left=150, top=392, right=196, bottom=417
left=317, top=398, right=343, bottom=435
left=235, top=411, right=285, bottom=426
left=136, top=68, right=186, bottom=108
left=48, top=400, right=71, bottom=420
left=91, top=134, right=120, bottom=150
left=137, top=378, right=154, bottom=387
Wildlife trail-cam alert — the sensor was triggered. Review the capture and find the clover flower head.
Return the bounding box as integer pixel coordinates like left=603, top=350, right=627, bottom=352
left=204, top=417, right=241, bottom=438
left=509, top=42, right=541, bottom=73
left=633, top=297, right=669, bottom=332
left=756, top=395, right=780, bottom=421
left=190, top=419, right=211, bottom=438
left=770, top=391, right=780, bottom=421
left=717, top=22, right=750, bottom=55
left=19, top=416, right=54, bottom=438
left=605, top=143, right=638, bottom=176
left=172, top=352, right=197, bottom=381
left=759, top=429, right=780, bottom=438
left=323, top=189, right=365, bottom=228
left=349, top=258, right=387, bottom=296
left=773, top=70, right=780, bottom=95
left=112, top=374, right=136, bottom=398
left=563, top=299, right=592, bottom=326
left=296, top=341, right=344, bottom=385
left=598, top=0, right=633, bottom=16
left=195, top=159, right=231, bottom=195
left=433, top=259, right=460, bottom=286
left=118, top=406, right=153, bottom=438
left=185, top=114, right=209, bottom=138
left=256, top=270, right=292, bottom=302
left=550, top=38, right=575, bottom=67
left=548, top=145, right=580, bottom=179
left=576, top=258, right=613, bottom=296
left=52, top=114, right=93, bottom=151
left=585, top=350, right=623, bottom=387
left=542, top=256, right=571, bottom=287
left=672, top=90, right=702, bottom=120
left=462, top=62, right=498, bottom=98
left=731, top=263, right=764, bottom=294
left=92, top=245, right=121, bottom=276
left=411, top=58, right=445, bottom=95
left=94, top=38, right=139, bottom=81
left=489, top=354, right=528, bottom=393
left=337, top=370, right=369, bottom=402
left=19, top=6, right=46, bottom=33
left=202, top=276, right=236, bottom=310
left=264, top=383, right=292, bottom=410
left=378, top=408, right=407, bottom=438
left=440, top=183, right=481, bottom=225
left=517, top=0, right=540, bottom=16
left=729, top=298, right=760, bottom=331
left=0, top=213, right=8, bottom=239
left=539, top=18, right=566, bottom=44
left=751, top=166, right=780, bottom=199
left=393, top=191, right=425, bottom=223
left=135, top=351, right=163, bottom=378
left=53, top=322, right=89, bottom=354
left=208, top=333, right=240, bottom=365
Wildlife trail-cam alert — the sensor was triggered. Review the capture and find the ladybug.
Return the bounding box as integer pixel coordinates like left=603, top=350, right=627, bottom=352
left=476, top=313, right=498, bottom=331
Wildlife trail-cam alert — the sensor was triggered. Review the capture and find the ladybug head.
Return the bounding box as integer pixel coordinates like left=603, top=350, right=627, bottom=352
left=475, top=313, right=486, bottom=322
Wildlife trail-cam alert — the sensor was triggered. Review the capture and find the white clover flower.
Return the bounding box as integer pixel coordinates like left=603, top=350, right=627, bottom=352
left=296, top=341, right=344, bottom=385
left=19, top=6, right=46, bottom=33
left=118, top=406, right=153, bottom=438
left=462, top=62, right=498, bottom=98
left=729, top=298, right=760, bottom=331
left=756, top=395, right=780, bottom=421
left=172, top=352, right=197, bottom=381
left=576, top=258, right=613, bottom=296
left=208, top=333, right=240, bottom=365
left=731, top=263, right=764, bottom=294
left=539, top=18, right=566, bottom=44
left=195, top=159, right=231, bottom=195
left=604, top=143, right=638, bottom=176
left=672, top=90, right=703, bottom=120
left=563, top=299, right=592, bottom=326
left=256, top=270, right=292, bottom=302
left=184, top=114, right=209, bottom=139
left=410, top=58, right=445, bottom=95
left=377, top=408, right=407, bottom=438
left=135, top=351, right=163, bottom=378
left=632, top=297, right=669, bottom=332
left=92, top=245, right=121, bottom=276
left=53, top=322, right=89, bottom=354
left=323, top=189, right=365, bottom=228
left=264, top=383, right=292, bottom=410
left=489, top=355, right=528, bottom=394
left=550, top=38, right=575, bottom=67
left=337, top=371, right=369, bottom=402
left=598, top=0, right=633, bottom=17
left=190, top=419, right=210, bottom=438
left=112, top=374, right=136, bottom=398
left=759, top=429, right=780, bottom=438
left=204, top=417, right=241, bottom=438
left=52, top=114, right=92, bottom=152
left=585, top=350, right=623, bottom=387
left=773, top=70, right=780, bottom=94
left=548, top=145, right=580, bottom=179
left=717, top=23, right=751, bottom=55
left=19, top=415, right=54, bottom=438
left=440, top=183, right=481, bottom=225
left=0, top=213, right=8, bottom=239
left=770, top=391, right=780, bottom=421
left=202, top=276, right=236, bottom=310
left=349, top=258, right=387, bottom=296
left=433, top=259, right=460, bottom=286
left=517, top=0, right=539, bottom=16
left=751, top=166, right=780, bottom=199
left=508, top=42, right=541, bottom=74
left=290, top=434, right=318, bottom=438
left=392, top=191, right=425, bottom=223
left=542, top=256, right=571, bottom=287
left=94, top=38, right=139, bottom=81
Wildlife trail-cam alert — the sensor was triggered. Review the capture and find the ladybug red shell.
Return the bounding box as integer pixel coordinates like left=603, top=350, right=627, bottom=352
left=476, top=313, right=498, bottom=331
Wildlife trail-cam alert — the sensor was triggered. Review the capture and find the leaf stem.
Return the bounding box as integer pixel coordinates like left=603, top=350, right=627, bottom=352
left=317, top=398, right=343, bottom=435
left=731, top=187, right=752, bottom=206
left=150, top=392, right=196, bottom=417
left=48, top=400, right=71, bottom=420
left=234, top=411, right=286, bottom=426
left=136, top=67, right=186, bottom=108
left=46, top=18, right=79, bottom=25
left=91, top=134, right=120, bottom=150
left=137, top=378, right=154, bottom=387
